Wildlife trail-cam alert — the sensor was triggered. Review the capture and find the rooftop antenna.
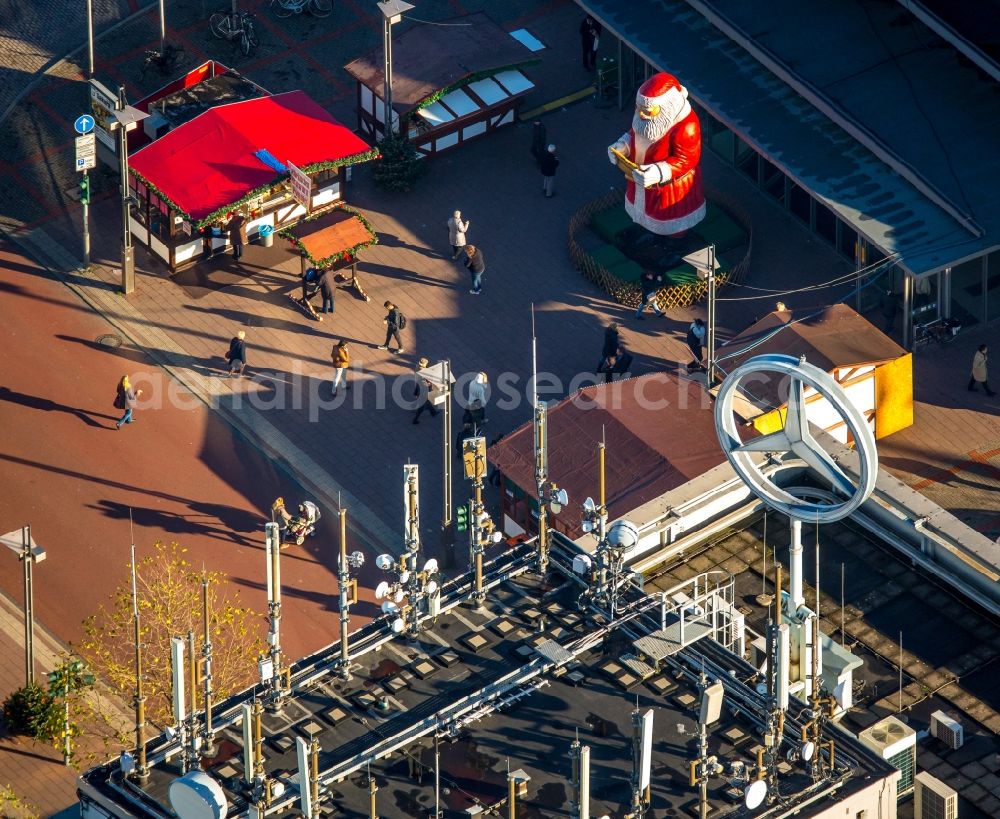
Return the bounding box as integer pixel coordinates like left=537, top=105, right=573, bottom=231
left=630, top=701, right=653, bottom=817
left=690, top=668, right=725, bottom=819
left=296, top=724, right=321, bottom=818
left=200, top=567, right=216, bottom=757
left=507, top=757, right=516, bottom=819
left=532, top=303, right=550, bottom=576
left=337, top=504, right=364, bottom=678
left=186, top=629, right=199, bottom=766
left=462, top=435, right=495, bottom=607
left=170, top=636, right=188, bottom=772
left=368, top=761, right=378, bottom=819
left=263, top=521, right=288, bottom=708
left=128, top=510, right=149, bottom=780
left=434, top=715, right=441, bottom=819
left=756, top=510, right=772, bottom=606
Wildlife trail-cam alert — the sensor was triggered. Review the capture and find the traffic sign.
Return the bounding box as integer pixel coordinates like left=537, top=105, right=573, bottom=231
left=74, top=114, right=95, bottom=135
left=75, top=133, right=97, bottom=172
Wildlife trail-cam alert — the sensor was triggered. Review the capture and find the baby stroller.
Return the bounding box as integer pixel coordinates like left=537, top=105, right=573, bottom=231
left=272, top=497, right=321, bottom=546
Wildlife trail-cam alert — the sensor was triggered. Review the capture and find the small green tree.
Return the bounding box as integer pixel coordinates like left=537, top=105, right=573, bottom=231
left=1, top=682, right=61, bottom=742
left=373, top=132, right=425, bottom=192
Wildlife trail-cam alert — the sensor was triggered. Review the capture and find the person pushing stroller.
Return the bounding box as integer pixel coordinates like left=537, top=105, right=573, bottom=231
left=271, top=497, right=321, bottom=546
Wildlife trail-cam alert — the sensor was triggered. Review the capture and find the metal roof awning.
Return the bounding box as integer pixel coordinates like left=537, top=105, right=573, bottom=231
left=579, top=0, right=999, bottom=275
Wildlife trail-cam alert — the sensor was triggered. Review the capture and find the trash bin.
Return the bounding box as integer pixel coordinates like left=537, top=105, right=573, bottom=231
left=258, top=224, right=274, bottom=248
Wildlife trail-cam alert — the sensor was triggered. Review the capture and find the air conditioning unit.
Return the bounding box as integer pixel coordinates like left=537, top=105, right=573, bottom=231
left=858, top=715, right=917, bottom=797
left=914, top=771, right=957, bottom=819
left=143, top=111, right=171, bottom=141
left=930, top=710, right=964, bottom=750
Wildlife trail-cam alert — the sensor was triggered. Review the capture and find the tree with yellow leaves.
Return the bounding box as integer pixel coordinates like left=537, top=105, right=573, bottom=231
left=78, top=542, right=263, bottom=753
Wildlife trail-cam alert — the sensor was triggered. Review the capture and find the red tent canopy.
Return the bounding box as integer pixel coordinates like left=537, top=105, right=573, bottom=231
left=129, top=90, right=374, bottom=222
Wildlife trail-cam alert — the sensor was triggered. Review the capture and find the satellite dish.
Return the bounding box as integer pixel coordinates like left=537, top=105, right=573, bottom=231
left=375, top=581, right=391, bottom=600
left=399, top=570, right=411, bottom=584
left=755, top=683, right=768, bottom=696
left=549, top=501, right=562, bottom=515
left=800, top=741, right=815, bottom=762
left=744, top=779, right=767, bottom=810
left=394, top=589, right=406, bottom=603
left=376, top=554, right=393, bottom=570
left=350, top=550, right=365, bottom=567
left=169, top=771, right=229, bottom=819
left=423, top=558, right=438, bottom=574
left=607, top=520, right=639, bottom=550
left=581, top=520, right=594, bottom=534
left=391, top=618, right=405, bottom=634
left=381, top=601, right=399, bottom=615
left=582, top=496, right=596, bottom=514
left=490, top=531, right=503, bottom=544
left=554, top=488, right=569, bottom=507
left=427, top=580, right=439, bottom=594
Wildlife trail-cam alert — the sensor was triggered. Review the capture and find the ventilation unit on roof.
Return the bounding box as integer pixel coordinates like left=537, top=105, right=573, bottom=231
left=930, top=710, right=964, bottom=750
left=914, top=771, right=957, bottom=819
left=857, top=715, right=916, bottom=797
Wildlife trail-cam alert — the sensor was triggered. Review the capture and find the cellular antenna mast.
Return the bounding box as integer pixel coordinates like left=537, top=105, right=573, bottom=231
left=532, top=304, right=550, bottom=574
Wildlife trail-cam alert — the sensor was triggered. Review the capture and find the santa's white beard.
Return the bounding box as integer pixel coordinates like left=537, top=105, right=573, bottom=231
left=632, top=107, right=673, bottom=147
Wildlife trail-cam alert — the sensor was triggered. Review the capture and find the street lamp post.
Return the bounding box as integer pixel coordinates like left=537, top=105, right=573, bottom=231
left=376, top=0, right=414, bottom=138
left=692, top=244, right=718, bottom=386
left=109, top=89, right=148, bottom=295
left=1, top=527, right=46, bottom=687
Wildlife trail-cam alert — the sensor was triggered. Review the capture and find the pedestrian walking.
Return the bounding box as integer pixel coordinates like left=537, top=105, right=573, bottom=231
left=540, top=144, right=560, bottom=197
left=319, top=268, right=337, bottom=315
left=447, top=210, right=470, bottom=259
left=378, top=301, right=406, bottom=353
left=597, top=351, right=616, bottom=383
left=412, top=357, right=440, bottom=424
left=579, top=14, right=601, bottom=71
left=880, top=289, right=897, bottom=334
left=331, top=339, right=350, bottom=395
left=225, top=330, right=247, bottom=376
left=612, top=346, right=634, bottom=380
left=228, top=211, right=247, bottom=261
left=968, top=344, right=995, bottom=396
left=602, top=322, right=620, bottom=359
left=464, top=245, right=486, bottom=294
left=635, top=271, right=665, bottom=319
left=113, top=375, right=142, bottom=429
left=686, top=318, right=706, bottom=371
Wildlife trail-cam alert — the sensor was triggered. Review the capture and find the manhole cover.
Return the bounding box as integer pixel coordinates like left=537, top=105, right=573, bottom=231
left=96, top=333, right=123, bottom=348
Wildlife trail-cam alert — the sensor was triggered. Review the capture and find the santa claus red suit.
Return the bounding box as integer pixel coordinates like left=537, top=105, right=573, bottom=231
left=608, top=72, right=706, bottom=236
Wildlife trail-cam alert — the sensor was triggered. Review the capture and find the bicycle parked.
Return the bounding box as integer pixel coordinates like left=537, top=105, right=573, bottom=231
left=271, top=0, right=331, bottom=18
left=913, top=317, right=961, bottom=348
left=140, top=43, right=185, bottom=78
left=209, top=9, right=259, bottom=56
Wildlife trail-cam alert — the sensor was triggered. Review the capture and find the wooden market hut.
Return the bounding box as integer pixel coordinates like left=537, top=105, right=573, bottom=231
left=720, top=304, right=913, bottom=441
left=343, top=12, right=538, bottom=155
left=127, top=90, right=377, bottom=271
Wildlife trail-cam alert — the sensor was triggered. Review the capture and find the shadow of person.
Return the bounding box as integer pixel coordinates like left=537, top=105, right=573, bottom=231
left=0, top=385, right=116, bottom=428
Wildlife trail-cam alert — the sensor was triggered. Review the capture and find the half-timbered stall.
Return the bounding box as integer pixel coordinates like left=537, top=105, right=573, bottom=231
left=127, top=91, right=376, bottom=271
left=344, top=12, right=538, bottom=155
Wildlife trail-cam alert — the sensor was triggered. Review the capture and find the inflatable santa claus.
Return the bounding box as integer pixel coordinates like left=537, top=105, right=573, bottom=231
left=608, top=71, right=706, bottom=236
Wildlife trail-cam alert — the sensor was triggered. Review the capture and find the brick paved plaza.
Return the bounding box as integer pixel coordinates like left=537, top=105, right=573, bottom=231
left=0, top=0, right=999, bottom=812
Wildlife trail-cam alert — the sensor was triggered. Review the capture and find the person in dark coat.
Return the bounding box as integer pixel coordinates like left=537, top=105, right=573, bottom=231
left=228, top=212, right=247, bottom=261
left=464, top=245, right=486, bottom=294
left=602, top=323, right=620, bottom=359
left=880, top=289, right=897, bottom=334
left=378, top=301, right=405, bottom=353
left=319, top=268, right=337, bottom=315
left=225, top=330, right=247, bottom=376
left=114, top=375, right=142, bottom=429
left=686, top=318, right=706, bottom=371
left=611, top=346, right=634, bottom=380
left=579, top=15, right=602, bottom=70
left=540, top=144, right=560, bottom=197
left=635, top=271, right=665, bottom=319
left=412, top=357, right=440, bottom=425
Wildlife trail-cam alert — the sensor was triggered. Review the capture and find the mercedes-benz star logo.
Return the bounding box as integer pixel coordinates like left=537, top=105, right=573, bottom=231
left=714, top=354, right=878, bottom=523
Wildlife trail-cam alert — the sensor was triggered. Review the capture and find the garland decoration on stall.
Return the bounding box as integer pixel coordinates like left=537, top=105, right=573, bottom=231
left=411, top=61, right=540, bottom=112
left=128, top=145, right=381, bottom=231
left=277, top=205, right=379, bottom=269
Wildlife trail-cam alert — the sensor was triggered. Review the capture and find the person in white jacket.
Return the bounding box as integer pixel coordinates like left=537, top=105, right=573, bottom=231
left=447, top=210, right=470, bottom=259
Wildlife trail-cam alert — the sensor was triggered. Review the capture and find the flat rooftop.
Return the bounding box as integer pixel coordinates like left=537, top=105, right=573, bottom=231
left=80, top=539, right=892, bottom=818
left=642, top=510, right=1000, bottom=818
